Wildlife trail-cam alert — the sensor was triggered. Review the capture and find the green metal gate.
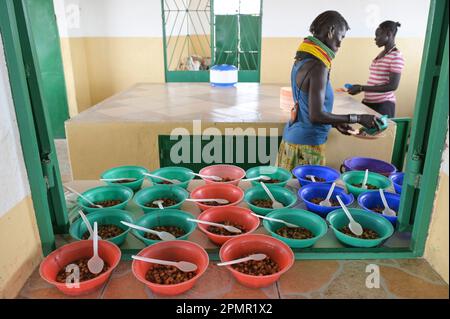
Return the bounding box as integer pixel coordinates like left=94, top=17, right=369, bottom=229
left=214, top=1, right=262, bottom=82
left=161, top=0, right=213, bottom=82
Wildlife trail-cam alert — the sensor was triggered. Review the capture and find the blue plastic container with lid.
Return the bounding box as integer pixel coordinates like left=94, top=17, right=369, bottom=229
left=210, top=64, right=238, bottom=87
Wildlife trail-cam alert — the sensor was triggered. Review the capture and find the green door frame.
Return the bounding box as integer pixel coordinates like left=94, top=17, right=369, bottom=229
left=0, top=0, right=69, bottom=256
left=1, top=0, right=448, bottom=260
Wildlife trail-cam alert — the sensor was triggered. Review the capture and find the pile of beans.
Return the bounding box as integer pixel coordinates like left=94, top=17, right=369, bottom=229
left=112, top=179, right=136, bottom=184
left=219, top=177, right=234, bottom=182
left=56, top=258, right=109, bottom=283
left=310, top=198, right=339, bottom=206
left=305, top=176, right=326, bottom=182
left=145, top=198, right=178, bottom=208
left=145, top=265, right=196, bottom=285
left=207, top=221, right=246, bottom=236
left=82, top=224, right=124, bottom=240
left=263, top=179, right=281, bottom=184
left=340, top=226, right=380, bottom=239
left=232, top=256, right=279, bottom=276
left=251, top=199, right=273, bottom=208
left=352, top=183, right=378, bottom=190
left=90, top=200, right=123, bottom=208
left=144, top=226, right=186, bottom=240
left=372, top=206, right=397, bottom=215
left=201, top=201, right=228, bottom=206
left=275, top=226, right=314, bottom=240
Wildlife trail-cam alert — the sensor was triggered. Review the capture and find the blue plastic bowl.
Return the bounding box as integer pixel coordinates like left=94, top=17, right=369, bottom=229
left=358, top=191, right=400, bottom=225
left=77, top=185, right=134, bottom=213
left=100, top=165, right=148, bottom=192
left=292, top=165, right=340, bottom=187
left=298, top=183, right=354, bottom=217
left=389, top=172, right=404, bottom=194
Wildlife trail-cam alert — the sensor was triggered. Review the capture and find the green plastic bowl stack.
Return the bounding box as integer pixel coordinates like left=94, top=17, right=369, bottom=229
left=341, top=171, right=392, bottom=197
left=134, top=185, right=189, bottom=213
left=263, top=209, right=328, bottom=248
left=100, top=165, right=148, bottom=192
left=77, top=185, right=134, bottom=213
left=245, top=166, right=292, bottom=187
left=69, top=209, right=134, bottom=246
left=132, top=210, right=197, bottom=246
left=148, top=167, right=194, bottom=189
left=326, top=208, right=394, bottom=248
left=244, top=185, right=297, bottom=216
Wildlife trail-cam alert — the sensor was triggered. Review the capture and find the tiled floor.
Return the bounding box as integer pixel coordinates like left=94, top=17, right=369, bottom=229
left=18, top=259, right=449, bottom=299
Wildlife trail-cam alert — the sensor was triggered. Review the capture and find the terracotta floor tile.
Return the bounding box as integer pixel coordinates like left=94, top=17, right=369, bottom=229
left=221, top=282, right=279, bottom=299
left=322, top=262, right=391, bottom=299
left=20, top=285, right=104, bottom=299
left=102, top=272, right=148, bottom=299
left=381, top=266, right=449, bottom=299
left=278, top=261, right=340, bottom=296
left=392, top=259, right=447, bottom=283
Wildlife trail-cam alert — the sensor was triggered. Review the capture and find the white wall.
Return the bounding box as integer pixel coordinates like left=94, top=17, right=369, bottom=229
left=262, top=0, right=430, bottom=37
left=0, top=36, right=31, bottom=217
left=54, top=0, right=163, bottom=37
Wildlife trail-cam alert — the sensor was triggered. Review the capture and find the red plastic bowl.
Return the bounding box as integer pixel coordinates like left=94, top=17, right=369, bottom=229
left=219, top=234, right=294, bottom=289
left=39, top=240, right=121, bottom=296
left=132, top=241, right=209, bottom=296
left=197, top=206, right=260, bottom=245
left=190, top=183, right=244, bottom=211
left=199, top=164, right=246, bottom=186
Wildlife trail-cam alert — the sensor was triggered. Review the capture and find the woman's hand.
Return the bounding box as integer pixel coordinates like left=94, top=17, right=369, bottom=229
left=358, top=114, right=380, bottom=130
left=348, top=85, right=363, bottom=95
left=334, top=124, right=354, bottom=135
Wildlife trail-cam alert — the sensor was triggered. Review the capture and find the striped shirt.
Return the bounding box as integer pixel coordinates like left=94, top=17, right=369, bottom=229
left=364, top=49, right=405, bottom=103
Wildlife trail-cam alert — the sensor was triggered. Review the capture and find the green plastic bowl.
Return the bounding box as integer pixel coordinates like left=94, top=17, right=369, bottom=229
left=263, top=209, right=328, bottom=248
left=244, top=185, right=298, bottom=216
left=132, top=210, right=197, bottom=246
left=341, top=171, right=392, bottom=197
left=326, top=208, right=394, bottom=248
left=134, top=185, right=189, bottom=213
left=245, top=166, right=292, bottom=187
left=101, top=165, right=148, bottom=191
left=148, top=167, right=194, bottom=189
left=69, top=209, right=134, bottom=246
left=77, top=185, right=134, bottom=213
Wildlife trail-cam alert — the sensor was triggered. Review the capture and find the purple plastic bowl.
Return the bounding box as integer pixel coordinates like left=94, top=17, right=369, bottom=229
left=340, top=157, right=397, bottom=177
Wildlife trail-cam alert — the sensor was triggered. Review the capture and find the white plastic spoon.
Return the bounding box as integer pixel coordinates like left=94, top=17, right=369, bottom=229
left=186, top=218, right=242, bottom=234
left=306, top=175, right=317, bottom=182
left=132, top=255, right=197, bottom=272
left=64, top=185, right=103, bottom=208
left=121, top=221, right=176, bottom=241
left=142, top=173, right=181, bottom=184
left=250, top=213, right=300, bottom=228
left=319, top=183, right=337, bottom=207
left=152, top=200, right=165, bottom=210
left=87, top=222, right=105, bottom=274
left=260, top=182, right=284, bottom=209
left=379, top=189, right=397, bottom=217
left=217, top=254, right=267, bottom=267
left=188, top=172, right=223, bottom=181
left=186, top=198, right=230, bottom=204
left=361, top=169, right=369, bottom=189
left=241, top=176, right=271, bottom=182
left=78, top=210, right=102, bottom=240
left=336, top=195, right=363, bottom=236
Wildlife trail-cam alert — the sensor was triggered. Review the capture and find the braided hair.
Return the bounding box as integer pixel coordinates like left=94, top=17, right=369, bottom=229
left=379, top=21, right=401, bottom=36
left=309, top=10, right=350, bottom=36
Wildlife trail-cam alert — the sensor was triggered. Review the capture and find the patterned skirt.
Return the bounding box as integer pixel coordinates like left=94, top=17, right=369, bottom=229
left=276, top=140, right=326, bottom=172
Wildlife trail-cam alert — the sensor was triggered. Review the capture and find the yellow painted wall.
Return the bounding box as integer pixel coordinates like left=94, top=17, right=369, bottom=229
left=62, top=37, right=423, bottom=118
left=0, top=196, right=43, bottom=298
left=425, top=172, right=449, bottom=284
left=261, top=37, right=424, bottom=118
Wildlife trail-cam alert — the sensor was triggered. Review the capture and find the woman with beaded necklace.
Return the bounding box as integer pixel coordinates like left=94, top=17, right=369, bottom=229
left=277, top=11, right=380, bottom=171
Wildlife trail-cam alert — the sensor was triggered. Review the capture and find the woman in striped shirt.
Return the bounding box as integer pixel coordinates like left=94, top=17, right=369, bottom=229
left=348, top=21, right=405, bottom=118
